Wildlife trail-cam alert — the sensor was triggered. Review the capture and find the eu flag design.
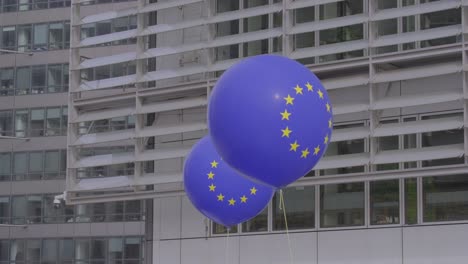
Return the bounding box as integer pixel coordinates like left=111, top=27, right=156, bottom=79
left=208, top=54, right=333, bottom=188
left=184, top=136, right=274, bottom=227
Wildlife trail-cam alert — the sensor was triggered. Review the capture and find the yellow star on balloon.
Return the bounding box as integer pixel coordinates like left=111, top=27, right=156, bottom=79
left=209, top=184, right=216, bottom=192
left=306, top=82, right=313, bottom=91
left=328, top=119, right=333, bottom=128
left=280, top=110, right=291, bottom=120
left=207, top=171, right=215, bottom=179
left=217, top=193, right=225, bottom=201
left=290, top=140, right=300, bottom=152
left=211, top=160, right=218, bottom=168
left=294, top=85, right=303, bottom=95
left=317, top=90, right=324, bottom=99
left=314, top=145, right=321, bottom=155
left=240, top=195, right=248, bottom=203
left=281, top=127, right=292, bottom=138
left=228, top=198, right=236, bottom=206
left=301, top=148, right=310, bottom=158
left=250, top=187, right=257, bottom=195
left=326, top=103, right=331, bottom=112
left=324, top=134, right=329, bottom=144
left=284, top=94, right=294, bottom=105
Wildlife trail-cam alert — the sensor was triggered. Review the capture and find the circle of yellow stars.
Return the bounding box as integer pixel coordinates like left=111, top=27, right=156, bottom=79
left=281, top=82, right=332, bottom=159
left=207, top=160, right=258, bottom=207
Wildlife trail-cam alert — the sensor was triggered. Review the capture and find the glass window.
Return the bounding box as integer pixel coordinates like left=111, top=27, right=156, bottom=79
left=243, top=0, right=267, bottom=8
left=242, top=207, right=268, bottom=233
left=320, top=182, right=365, bottom=228
left=377, top=0, right=397, bottom=10
left=420, top=9, right=461, bottom=30
left=124, top=200, right=142, bottom=221
left=92, top=203, right=106, bottom=222
left=3, top=0, right=18, bottom=12
left=44, top=150, right=60, bottom=178
left=31, top=65, right=46, bottom=94
left=216, top=20, right=239, bottom=37
left=0, top=197, right=10, bottom=223
left=96, top=21, right=111, bottom=36
left=0, top=240, right=8, bottom=261
left=26, top=240, right=41, bottom=262
left=81, top=24, right=96, bottom=39
left=377, top=18, right=397, bottom=36
left=325, top=139, right=365, bottom=156
left=75, top=239, right=90, bottom=260
left=295, top=6, right=314, bottom=24
left=243, top=15, right=268, bottom=32
left=10, top=240, right=25, bottom=261
left=294, top=32, right=315, bottom=49
left=59, top=239, right=74, bottom=261
left=320, top=1, right=363, bottom=20
left=108, top=238, right=123, bottom=261
left=42, top=239, right=57, bottom=264
left=273, top=186, right=315, bottom=230
left=47, top=64, right=63, bottom=93
left=61, top=106, right=68, bottom=135
left=124, top=238, right=140, bottom=259
left=13, top=152, right=27, bottom=180
left=30, top=109, right=45, bottom=136
left=370, top=180, right=399, bottom=225
left=28, top=151, right=43, bottom=179
left=106, top=201, right=124, bottom=221
left=17, top=25, right=32, bottom=52
left=215, top=44, right=239, bottom=61
left=319, top=24, right=363, bottom=45
left=0, top=110, right=13, bottom=136
left=91, top=239, right=106, bottom=260
left=212, top=222, right=238, bottom=234
left=64, top=22, right=71, bottom=48
left=63, top=64, right=69, bottom=91
left=2, top=26, right=16, bottom=50
left=405, top=178, right=417, bottom=224
left=15, top=110, right=29, bottom=137
left=403, top=16, right=415, bottom=33
left=43, top=194, right=63, bottom=223
left=18, top=0, right=32, bottom=10
left=216, top=0, right=239, bottom=13
left=49, top=22, right=64, bottom=50
left=423, top=174, right=468, bottom=222
left=243, top=39, right=268, bottom=57
left=16, top=67, right=31, bottom=95
left=27, top=195, right=42, bottom=223
left=0, top=68, right=14, bottom=96
left=0, top=153, right=11, bottom=181
left=46, top=107, right=61, bottom=136
left=95, top=66, right=110, bottom=80
left=33, top=24, right=48, bottom=51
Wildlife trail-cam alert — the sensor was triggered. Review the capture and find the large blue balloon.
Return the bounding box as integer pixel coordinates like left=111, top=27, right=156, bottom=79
left=184, top=136, right=274, bottom=227
left=208, top=55, right=333, bottom=188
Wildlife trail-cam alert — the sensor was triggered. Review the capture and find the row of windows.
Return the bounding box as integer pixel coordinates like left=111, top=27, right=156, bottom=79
left=308, top=112, right=464, bottom=176
left=0, top=17, right=137, bottom=54
left=0, top=64, right=69, bottom=96
left=214, top=174, right=468, bottom=234
left=0, top=22, right=70, bottom=52
left=0, top=150, right=66, bottom=181
left=0, top=237, right=144, bottom=263
left=0, top=194, right=144, bottom=224
left=214, top=1, right=459, bottom=65
left=0, top=106, right=68, bottom=138
left=0, top=0, right=134, bottom=14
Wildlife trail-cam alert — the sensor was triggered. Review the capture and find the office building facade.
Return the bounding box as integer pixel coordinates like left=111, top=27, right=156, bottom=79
left=2, top=0, right=468, bottom=263
left=0, top=0, right=148, bottom=263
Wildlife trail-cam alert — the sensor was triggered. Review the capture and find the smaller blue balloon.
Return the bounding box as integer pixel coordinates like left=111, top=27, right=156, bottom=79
left=184, top=136, right=274, bottom=227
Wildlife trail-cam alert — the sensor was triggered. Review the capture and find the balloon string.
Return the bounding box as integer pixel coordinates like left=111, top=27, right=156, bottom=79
left=280, top=189, right=294, bottom=264
left=224, top=227, right=230, bottom=264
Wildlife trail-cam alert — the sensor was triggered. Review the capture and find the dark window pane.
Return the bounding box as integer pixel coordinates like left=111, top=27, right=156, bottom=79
left=370, top=180, right=400, bottom=225
left=91, top=239, right=106, bottom=259
left=320, top=182, right=365, bottom=228
left=423, top=174, right=468, bottom=222
left=124, top=238, right=140, bottom=259
left=42, top=239, right=57, bottom=264
left=405, top=178, right=417, bottom=225
left=242, top=207, right=268, bottom=233
left=273, top=186, right=315, bottom=230
left=319, top=24, right=363, bottom=45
